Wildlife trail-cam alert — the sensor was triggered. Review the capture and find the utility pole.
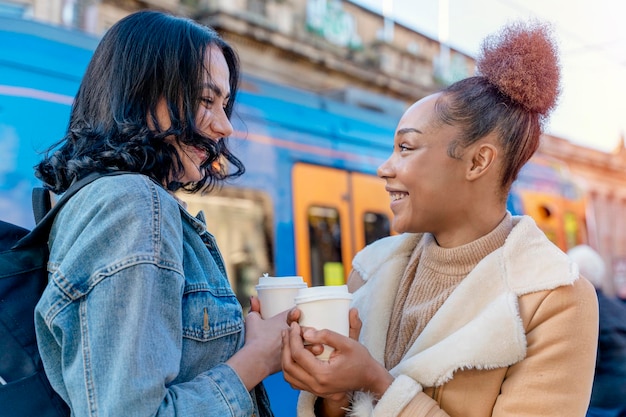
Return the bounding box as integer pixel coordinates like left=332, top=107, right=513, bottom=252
left=382, top=0, right=394, bottom=43
left=437, top=0, right=451, bottom=82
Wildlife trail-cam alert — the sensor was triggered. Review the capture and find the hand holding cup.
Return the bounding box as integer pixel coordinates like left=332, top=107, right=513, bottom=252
left=255, top=274, right=307, bottom=319
left=294, top=285, right=353, bottom=360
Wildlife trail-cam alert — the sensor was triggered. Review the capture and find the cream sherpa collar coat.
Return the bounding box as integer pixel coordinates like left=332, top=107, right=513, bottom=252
left=298, top=215, right=598, bottom=417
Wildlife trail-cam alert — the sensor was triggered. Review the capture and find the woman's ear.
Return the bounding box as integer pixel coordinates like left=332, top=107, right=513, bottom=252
left=466, top=143, right=497, bottom=181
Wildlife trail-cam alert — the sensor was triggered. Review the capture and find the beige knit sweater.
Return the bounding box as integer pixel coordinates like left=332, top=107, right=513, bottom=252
left=384, top=214, right=512, bottom=369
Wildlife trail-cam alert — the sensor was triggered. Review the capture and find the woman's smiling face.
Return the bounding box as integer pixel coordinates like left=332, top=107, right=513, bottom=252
left=157, top=45, right=233, bottom=185
left=377, top=93, right=468, bottom=236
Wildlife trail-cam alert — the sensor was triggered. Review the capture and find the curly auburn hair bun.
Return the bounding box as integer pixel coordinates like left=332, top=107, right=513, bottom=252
left=477, top=20, right=561, bottom=116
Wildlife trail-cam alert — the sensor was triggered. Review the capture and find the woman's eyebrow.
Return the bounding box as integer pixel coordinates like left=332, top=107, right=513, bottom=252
left=397, top=127, right=423, bottom=136
left=204, top=82, right=230, bottom=99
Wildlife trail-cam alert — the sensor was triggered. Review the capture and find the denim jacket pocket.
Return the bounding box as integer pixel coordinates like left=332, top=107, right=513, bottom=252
left=182, top=283, right=243, bottom=342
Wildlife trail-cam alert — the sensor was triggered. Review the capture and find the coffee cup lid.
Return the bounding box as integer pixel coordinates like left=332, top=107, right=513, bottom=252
left=256, top=275, right=307, bottom=289
left=294, top=285, right=353, bottom=303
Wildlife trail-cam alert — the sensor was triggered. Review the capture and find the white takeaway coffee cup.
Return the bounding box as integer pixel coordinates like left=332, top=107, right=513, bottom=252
left=255, top=275, right=308, bottom=319
left=294, top=285, right=353, bottom=361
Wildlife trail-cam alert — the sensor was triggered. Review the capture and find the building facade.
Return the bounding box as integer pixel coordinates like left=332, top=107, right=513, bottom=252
left=3, top=0, right=626, bottom=292
left=540, top=135, right=626, bottom=295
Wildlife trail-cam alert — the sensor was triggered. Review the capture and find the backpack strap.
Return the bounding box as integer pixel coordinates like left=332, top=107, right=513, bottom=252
left=15, top=171, right=134, bottom=248
left=32, top=187, right=52, bottom=225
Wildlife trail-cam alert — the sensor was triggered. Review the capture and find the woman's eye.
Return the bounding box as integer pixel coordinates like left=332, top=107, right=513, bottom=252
left=201, top=98, right=214, bottom=106
left=398, top=143, right=410, bottom=151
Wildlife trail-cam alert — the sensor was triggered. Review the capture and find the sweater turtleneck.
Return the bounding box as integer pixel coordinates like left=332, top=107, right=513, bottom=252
left=384, top=213, right=513, bottom=369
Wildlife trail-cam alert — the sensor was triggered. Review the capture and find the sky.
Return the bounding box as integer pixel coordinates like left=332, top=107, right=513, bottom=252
left=353, top=0, right=626, bottom=153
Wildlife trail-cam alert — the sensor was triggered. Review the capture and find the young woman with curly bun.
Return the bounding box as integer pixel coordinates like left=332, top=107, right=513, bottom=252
left=281, top=21, right=599, bottom=417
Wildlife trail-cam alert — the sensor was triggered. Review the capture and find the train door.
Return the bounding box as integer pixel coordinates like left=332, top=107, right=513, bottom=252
left=562, top=198, right=587, bottom=250
left=292, top=163, right=392, bottom=287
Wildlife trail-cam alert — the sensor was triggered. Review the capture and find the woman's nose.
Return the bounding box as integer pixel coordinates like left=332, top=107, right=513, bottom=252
left=210, top=108, right=234, bottom=139
left=377, top=156, right=393, bottom=179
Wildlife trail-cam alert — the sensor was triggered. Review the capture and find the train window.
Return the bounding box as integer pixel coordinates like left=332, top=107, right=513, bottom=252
left=538, top=205, right=552, bottom=218
left=363, top=212, right=390, bottom=245
left=308, top=206, right=344, bottom=287
left=179, top=189, right=274, bottom=310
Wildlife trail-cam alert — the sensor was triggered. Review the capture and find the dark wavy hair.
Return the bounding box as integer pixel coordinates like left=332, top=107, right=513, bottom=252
left=35, top=10, right=244, bottom=194
left=434, top=21, right=560, bottom=193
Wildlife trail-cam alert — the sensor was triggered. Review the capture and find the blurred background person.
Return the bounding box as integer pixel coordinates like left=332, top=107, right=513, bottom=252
left=569, top=244, right=626, bottom=417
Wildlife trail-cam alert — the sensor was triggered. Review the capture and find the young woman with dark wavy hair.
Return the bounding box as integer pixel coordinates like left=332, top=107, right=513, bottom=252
left=282, top=21, right=598, bottom=417
left=34, top=10, right=284, bottom=416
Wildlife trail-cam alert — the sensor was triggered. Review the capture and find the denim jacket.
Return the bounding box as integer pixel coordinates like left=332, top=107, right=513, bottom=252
left=35, top=173, right=271, bottom=417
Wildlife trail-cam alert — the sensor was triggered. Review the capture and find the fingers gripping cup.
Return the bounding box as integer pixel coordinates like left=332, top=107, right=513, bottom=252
left=255, top=275, right=307, bottom=319
left=294, top=285, right=353, bottom=361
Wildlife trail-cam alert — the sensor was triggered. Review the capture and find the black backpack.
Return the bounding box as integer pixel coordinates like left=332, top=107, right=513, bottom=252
left=0, top=171, right=128, bottom=417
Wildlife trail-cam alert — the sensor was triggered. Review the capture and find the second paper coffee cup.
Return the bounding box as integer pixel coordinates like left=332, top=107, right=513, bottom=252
left=294, top=285, right=353, bottom=361
left=255, top=275, right=307, bottom=319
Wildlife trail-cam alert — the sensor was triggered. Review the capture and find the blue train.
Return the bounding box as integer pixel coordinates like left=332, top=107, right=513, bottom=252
left=0, top=14, right=588, bottom=415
